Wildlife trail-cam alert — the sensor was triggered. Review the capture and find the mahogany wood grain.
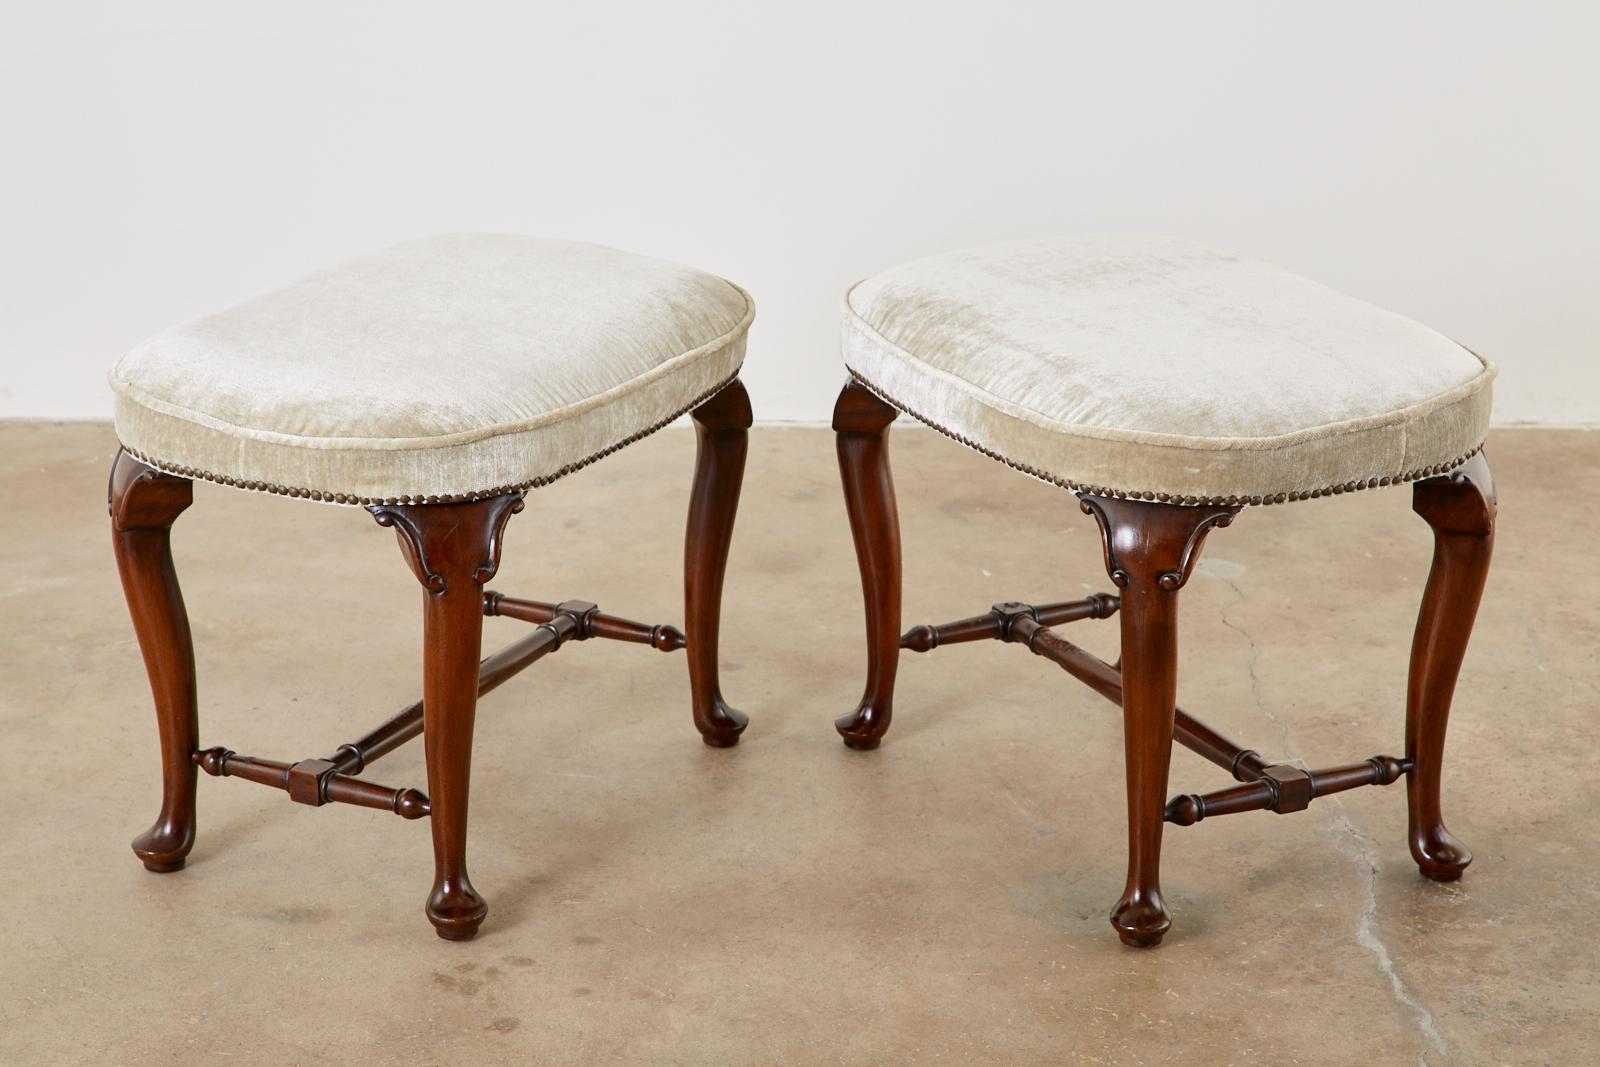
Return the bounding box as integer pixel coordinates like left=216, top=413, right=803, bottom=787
left=1004, top=613, right=1265, bottom=781
left=109, top=450, right=200, bottom=873
left=1079, top=494, right=1239, bottom=947
left=1164, top=755, right=1409, bottom=825
left=685, top=379, right=752, bottom=746
left=832, top=380, right=902, bottom=749
left=1406, top=452, right=1495, bottom=881
left=485, top=591, right=686, bottom=651
left=901, top=595, right=1120, bottom=652
left=327, top=619, right=577, bottom=775
left=193, top=747, right=432, bottom=819
left=370, top=492, right=524, bottom=940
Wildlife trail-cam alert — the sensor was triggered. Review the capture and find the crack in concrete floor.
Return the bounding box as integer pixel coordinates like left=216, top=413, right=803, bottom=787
left=1216, top=575, right=1449, bottom=1065
left=6, top=424, right=1591, bottom=1063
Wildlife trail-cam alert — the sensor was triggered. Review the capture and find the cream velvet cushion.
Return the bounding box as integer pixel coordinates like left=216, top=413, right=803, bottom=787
left=843, top=236, right=1494, bottom=504
left=111, top=235, right=753, bottom=504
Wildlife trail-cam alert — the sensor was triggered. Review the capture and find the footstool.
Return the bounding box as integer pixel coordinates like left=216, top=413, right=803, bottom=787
left=109, top=235, right=755, bottom=939
left=831, top=236, right=1496, bottom=947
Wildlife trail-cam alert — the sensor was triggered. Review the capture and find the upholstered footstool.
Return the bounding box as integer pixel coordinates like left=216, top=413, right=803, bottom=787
left=109, top=235, right=755, bottom=939
left=832, top=236, right=1495, bottom=947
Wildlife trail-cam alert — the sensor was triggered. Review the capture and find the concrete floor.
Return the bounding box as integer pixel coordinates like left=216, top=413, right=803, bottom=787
left=1, top=423, right=1597, bottom=1066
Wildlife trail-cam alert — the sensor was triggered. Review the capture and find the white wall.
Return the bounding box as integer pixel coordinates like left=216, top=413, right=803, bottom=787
left=3, top=1, right=1596, bottom=424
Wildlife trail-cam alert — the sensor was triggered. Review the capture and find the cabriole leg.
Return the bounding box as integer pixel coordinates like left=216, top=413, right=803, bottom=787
left=1080, top=495, right=1239, bottom=947
left=832, top=379, right=901, bottom=750
left=685, top=379, right=752, bottom=746
left=1406, top=452, right=1495, bottom=881
left=371, top=493, right=524, bottom=940
left=110, top=449, right=199, bottom=873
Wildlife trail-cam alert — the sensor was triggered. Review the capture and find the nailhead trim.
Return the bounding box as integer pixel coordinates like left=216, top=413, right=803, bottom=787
left=846, top=369, right=1483, bottom=507
left=121, top=373, right=743, bottom=506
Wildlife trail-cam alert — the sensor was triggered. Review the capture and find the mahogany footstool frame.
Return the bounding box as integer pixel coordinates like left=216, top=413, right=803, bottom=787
left=110, top=379, right=752, bottom=941
left=832, top=377, right=1494, bottom=948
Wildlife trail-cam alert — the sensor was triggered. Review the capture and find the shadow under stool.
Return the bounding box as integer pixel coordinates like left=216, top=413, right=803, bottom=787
left=830, top=235, right=1496, bottom=947
left=108, top=235, right=755, bottom=939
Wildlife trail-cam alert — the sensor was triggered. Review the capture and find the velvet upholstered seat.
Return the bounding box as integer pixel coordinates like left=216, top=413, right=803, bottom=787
left=108, top=236, right=759, bottom=940
left=842, top=236, right=1495, bottom=504
left=830, top=235, right=1500, bottom=948
left=110, top=234, right=754, bottom=504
